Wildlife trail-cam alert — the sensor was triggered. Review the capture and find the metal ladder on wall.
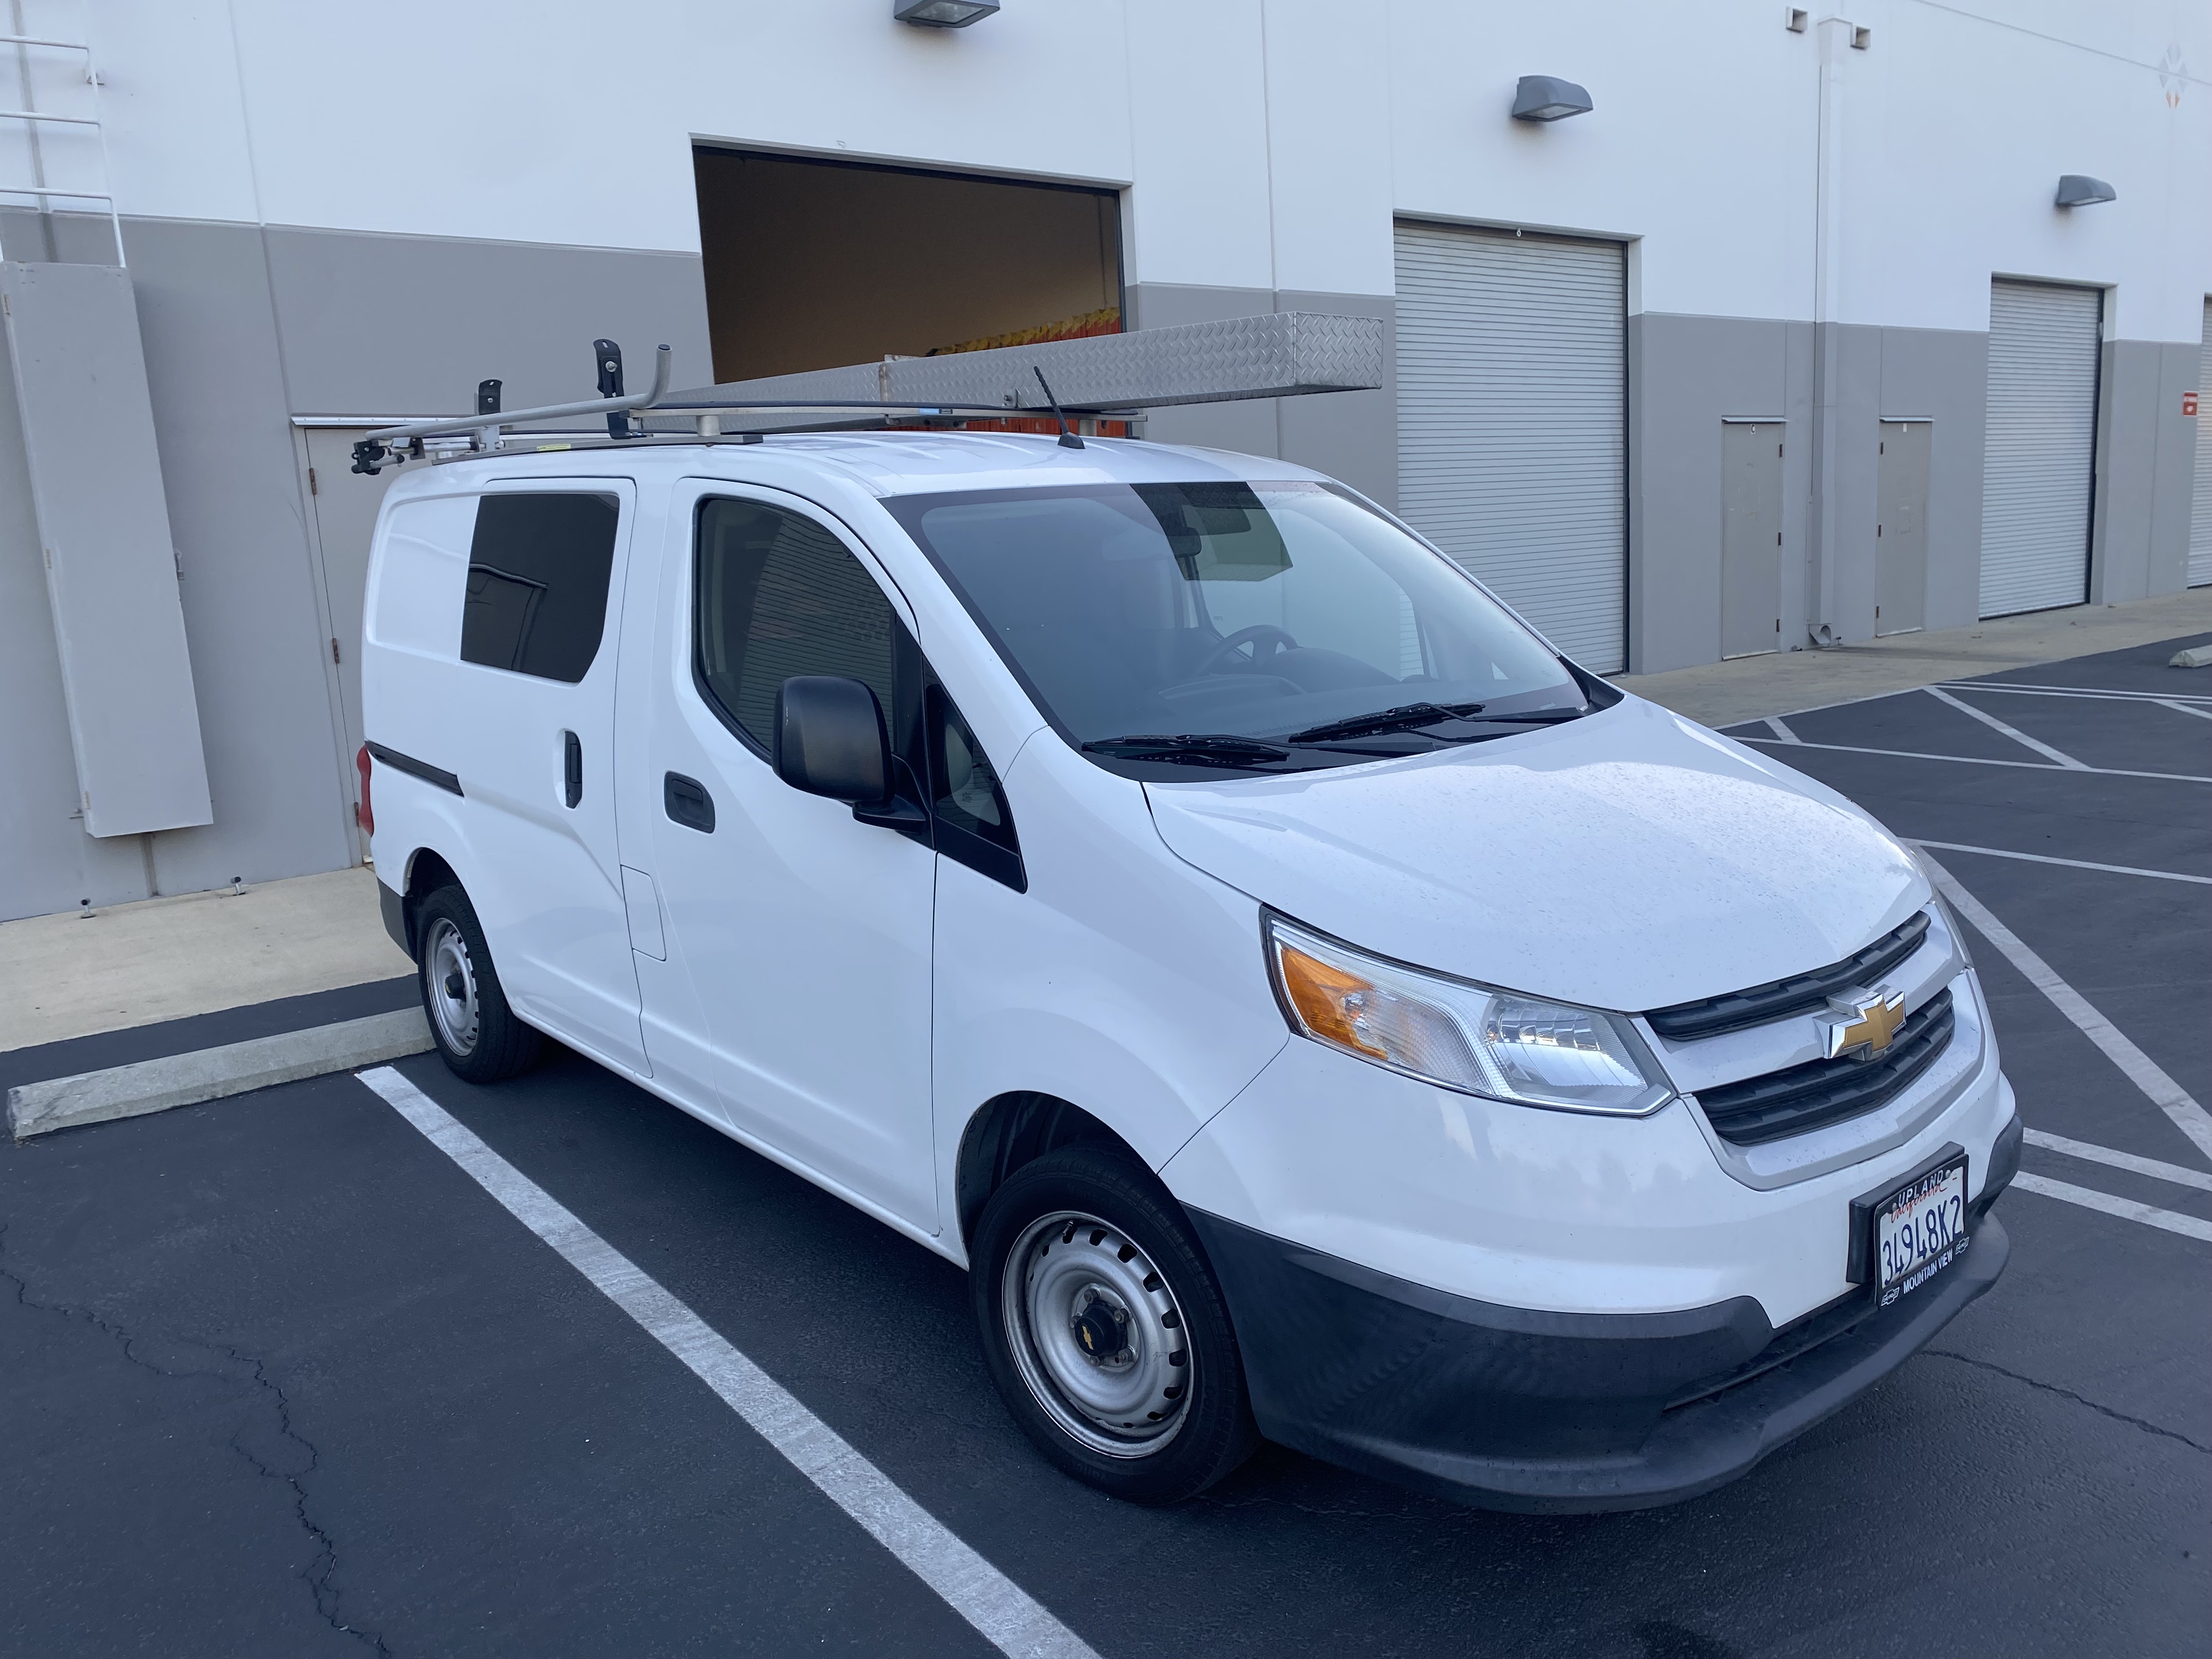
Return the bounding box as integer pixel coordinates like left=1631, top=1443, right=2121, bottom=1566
left=0, top=1, right=123, bottom=266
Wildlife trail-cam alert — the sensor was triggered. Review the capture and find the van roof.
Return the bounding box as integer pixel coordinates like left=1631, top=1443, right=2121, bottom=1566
left=406, top=429, right=1336, bottom=500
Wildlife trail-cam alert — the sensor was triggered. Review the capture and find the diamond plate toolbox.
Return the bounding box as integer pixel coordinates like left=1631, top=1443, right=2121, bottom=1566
left=661, top=312, right=1384, bottom=421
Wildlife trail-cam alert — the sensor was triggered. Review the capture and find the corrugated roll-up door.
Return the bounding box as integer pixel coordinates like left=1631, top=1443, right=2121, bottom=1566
left=2190, top=299, right=2212, bottom=588
left=1980, top=280, right=2103, bottom=617
left=1394, top=222, right=1626, bottom=672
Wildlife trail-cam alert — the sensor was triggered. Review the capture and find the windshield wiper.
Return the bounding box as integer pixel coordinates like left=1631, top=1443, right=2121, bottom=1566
left=1278, top=701, right=1482, bottom=744
left=1279, top=701, right=1587, bottom=747
left=1278, top=702, right=1488, bottom=744
left=1082, top=733, right=1291, bottom=766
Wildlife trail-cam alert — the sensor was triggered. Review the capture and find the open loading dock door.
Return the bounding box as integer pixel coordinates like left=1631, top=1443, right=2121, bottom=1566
left=693, top=149, right=1121, bottom=385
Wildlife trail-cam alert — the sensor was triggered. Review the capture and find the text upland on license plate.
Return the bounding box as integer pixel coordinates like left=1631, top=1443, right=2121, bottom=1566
left=1875, top=1156, right=1968, bottom=1306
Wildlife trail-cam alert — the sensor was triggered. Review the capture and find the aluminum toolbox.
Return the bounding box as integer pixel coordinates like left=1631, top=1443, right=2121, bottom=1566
left=653, top=311, right=1384, bottom=428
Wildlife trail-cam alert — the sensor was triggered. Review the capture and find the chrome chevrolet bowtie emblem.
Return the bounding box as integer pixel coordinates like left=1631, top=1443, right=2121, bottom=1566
left=1822, top=990, right=1906, bottom=1060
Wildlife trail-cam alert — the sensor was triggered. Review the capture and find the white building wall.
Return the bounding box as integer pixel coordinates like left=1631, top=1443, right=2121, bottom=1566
left=1850, top=0, right=2211, bottom=342
left=79, top=2, right=2209, bottom=337
left=0, top=0, right=2204, bottom=920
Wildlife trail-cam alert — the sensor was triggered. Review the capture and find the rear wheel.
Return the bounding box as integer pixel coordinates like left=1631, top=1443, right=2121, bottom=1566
left=971, top=1146, right=1257, bottom=1503
left=414, top=884, right=540, bottom=1083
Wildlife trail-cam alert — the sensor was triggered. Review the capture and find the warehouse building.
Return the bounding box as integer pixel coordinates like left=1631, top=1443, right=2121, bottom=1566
left=2, top=1, right=2208, bottom=921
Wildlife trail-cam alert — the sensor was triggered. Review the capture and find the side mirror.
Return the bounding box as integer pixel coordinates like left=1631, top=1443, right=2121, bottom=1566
left=775, top=675, right=889, bottom=804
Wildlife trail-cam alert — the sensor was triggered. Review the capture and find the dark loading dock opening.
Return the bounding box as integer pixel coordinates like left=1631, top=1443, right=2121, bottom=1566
left=693, top=148, right=1123, bottom=383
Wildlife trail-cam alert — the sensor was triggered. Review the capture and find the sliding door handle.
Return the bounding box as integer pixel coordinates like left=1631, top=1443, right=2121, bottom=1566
left=562, top=731, right=583, bottom=808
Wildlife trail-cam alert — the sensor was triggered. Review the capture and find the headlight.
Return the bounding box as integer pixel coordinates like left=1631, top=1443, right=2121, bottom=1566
left=1263, top=914, right=1674, bottom=1115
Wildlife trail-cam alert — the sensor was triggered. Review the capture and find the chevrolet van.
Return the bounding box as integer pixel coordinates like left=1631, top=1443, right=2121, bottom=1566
left=360, top=432, right=2018, bottom=1510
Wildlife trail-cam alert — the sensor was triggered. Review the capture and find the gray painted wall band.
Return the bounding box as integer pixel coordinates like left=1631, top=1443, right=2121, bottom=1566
left=1627, top=312, right=1814, bottom=675
left=2091, top=337, right=2200, bottom=603
left=0, top=210, right=2202, bottom=918
left=0, top=213, right=714, bottom=922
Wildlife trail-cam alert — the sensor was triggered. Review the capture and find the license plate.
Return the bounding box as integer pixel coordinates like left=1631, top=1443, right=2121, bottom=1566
left=1871, top=1154, right=1969, bottom=1306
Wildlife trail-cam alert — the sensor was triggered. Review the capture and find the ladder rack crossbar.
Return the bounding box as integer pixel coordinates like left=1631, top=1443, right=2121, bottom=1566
left=0, top=184, right=111, bottom=200
left=353, top=313, right=1385, bottom=475
left=0, top=108, right=98, bottom=125
left=367, top=345, right=675, bottom=444
left=0, top=35, right=91, bottom=50
left=652, top=400, right=1076, bottom=414
left=364, top=368, right=1078, bottom=452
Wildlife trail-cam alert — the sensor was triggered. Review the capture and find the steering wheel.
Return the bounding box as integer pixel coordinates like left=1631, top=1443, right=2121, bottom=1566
left=1195, top=624, right=1299, bottom=677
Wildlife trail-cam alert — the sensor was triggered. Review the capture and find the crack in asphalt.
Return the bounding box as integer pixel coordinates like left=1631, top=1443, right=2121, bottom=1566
left=1923, top=1347, right=2212, bottom=1455
left=0, top=1224, right=393, bottom=1656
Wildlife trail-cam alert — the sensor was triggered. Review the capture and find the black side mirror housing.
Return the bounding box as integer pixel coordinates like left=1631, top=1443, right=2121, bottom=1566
left=775, top=676, right=890, bottom=804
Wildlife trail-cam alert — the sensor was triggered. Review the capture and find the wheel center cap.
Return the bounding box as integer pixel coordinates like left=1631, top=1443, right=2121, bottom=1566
left=1071, top=1292, right=1130, bottom=1364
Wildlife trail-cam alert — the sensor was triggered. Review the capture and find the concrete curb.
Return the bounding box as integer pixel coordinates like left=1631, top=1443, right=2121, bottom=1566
left=7, top=1008, right=433, bottom=1139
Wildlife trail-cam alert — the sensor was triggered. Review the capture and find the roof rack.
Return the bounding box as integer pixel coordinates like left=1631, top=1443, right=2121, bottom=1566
left=349, top=312, right=1383, bottom=476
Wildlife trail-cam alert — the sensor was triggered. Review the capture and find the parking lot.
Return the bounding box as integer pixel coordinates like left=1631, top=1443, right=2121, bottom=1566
left=3, top=633, right=2207, bottom=1659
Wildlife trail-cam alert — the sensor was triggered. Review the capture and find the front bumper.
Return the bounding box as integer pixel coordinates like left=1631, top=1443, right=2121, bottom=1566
left=1189, top=1116, right=2018, bottom=1513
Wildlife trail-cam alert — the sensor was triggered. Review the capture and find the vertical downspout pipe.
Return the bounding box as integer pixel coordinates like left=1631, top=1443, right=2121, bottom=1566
left=1808, top=16, right=1850, bottom=647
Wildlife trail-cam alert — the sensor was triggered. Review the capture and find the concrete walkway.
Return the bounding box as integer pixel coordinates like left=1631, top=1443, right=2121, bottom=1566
left=0, top=866, right=411, bottom=1052
left=1615, top=588, right=2212, bottom=727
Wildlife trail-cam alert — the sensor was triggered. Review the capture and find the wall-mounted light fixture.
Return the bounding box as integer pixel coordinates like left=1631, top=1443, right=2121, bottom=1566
left=1786, top=9, right=1808, bottom=32
left=2055, top=174, right=2117, bottom=208
left=1511, top=76, right=1592, bottom=122
left=893, top=0, right=998, bottom=26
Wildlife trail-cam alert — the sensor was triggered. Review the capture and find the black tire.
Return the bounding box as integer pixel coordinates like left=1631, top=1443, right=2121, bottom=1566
left=971, top=1146, right=1259, bottom=1503
left=414, top=884, right=541, bottom=1083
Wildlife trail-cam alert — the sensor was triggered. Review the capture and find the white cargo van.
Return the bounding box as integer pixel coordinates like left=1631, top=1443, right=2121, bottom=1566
left=359, top=427, right=2018, bottom=1512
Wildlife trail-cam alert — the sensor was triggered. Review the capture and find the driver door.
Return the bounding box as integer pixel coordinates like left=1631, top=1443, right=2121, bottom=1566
left=615, top=482, right=940, bottom=1232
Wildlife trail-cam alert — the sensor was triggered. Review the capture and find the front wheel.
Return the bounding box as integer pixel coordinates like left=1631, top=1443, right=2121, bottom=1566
left=414, top=884, right=541, bottom=1084
left=970, top=1147, right=1258, bottom=1503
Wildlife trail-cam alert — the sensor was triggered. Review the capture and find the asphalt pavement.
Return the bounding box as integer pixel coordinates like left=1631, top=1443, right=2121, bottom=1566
left=3, top=635, right=2207, bottom=1658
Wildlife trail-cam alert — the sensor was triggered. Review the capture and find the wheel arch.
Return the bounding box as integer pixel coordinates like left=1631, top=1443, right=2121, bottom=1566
left=954, top=1091, right=1147, bottom=1254
left=391, top=846, right=463, bottom=958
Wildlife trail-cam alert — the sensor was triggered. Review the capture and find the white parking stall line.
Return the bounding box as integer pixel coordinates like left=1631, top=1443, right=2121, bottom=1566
left=1908, top=840, right=2212, bottom=887
left=1922, top=686, right=2088, bottom=769
left=1914, top=854, right=2212, bottom=1167
left=356, top=1066, right=1101, bottom=1659
left=2157, top=699, right=2212, bottom=723
left=1934, top=681, right=2212, bottom=707
left=2024, top=1128, right=2212, bottom=1194
left=1734, top=734, right=2212, bottom=785
left=2011, top=1173, right=2212, bottom=1244
left=1763, top=715, right=1802, bottom=743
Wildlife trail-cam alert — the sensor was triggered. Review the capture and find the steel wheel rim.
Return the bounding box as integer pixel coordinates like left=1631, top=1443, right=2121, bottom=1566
left=1002, top=1209, right=1191, bottom=1458
left=424, top=917, right=481, bottom=1057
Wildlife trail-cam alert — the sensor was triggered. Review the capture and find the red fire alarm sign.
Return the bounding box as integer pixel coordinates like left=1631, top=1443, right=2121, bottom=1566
left=2187, top=392, right=2202, bottom=417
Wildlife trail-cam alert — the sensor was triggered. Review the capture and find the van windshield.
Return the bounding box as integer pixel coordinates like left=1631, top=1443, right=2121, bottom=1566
left=884, top=481, right=1588, bottom=772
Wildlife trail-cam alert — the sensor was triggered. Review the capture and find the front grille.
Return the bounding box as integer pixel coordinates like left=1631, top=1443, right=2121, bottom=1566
left=1645, top=912, right=1931, bottom=1041
left=1695, top=989, right=1955, bottom=1146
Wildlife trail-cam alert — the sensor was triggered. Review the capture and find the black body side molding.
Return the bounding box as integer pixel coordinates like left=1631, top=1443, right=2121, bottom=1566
left=364, top=741, right=462, bottom=797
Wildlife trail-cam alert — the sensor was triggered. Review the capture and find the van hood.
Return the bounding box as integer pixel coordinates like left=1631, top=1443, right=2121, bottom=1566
left=1142, top=697, right=1927, bottom=1014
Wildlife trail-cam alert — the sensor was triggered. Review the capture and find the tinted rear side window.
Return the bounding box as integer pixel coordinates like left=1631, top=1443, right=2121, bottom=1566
left=695, top=498, right=896, bottom=749
left=460, top=493, right=619, bottom=682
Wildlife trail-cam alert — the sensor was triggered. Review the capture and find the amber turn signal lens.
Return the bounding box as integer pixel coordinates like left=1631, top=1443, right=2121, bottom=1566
left=1276, top=944, right=1385, bottom=1058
